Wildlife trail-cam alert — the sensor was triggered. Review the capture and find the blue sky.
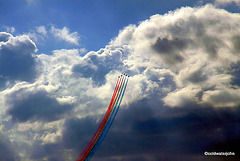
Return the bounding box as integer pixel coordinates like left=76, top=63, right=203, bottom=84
left=3, top=0, right=240, bottom=53
left=1, top=0, right=204, bottom=52
left=1, top=0, right=240, bottom=161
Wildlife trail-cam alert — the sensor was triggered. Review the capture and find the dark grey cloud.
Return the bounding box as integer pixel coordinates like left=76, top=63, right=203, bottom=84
left=187, top=69, right=208, bottom=84
left=207, top=138, right=240, bottom=159
left=0, top=32, right=12, bottom=43
left=8, top=91, right=73, bottom=122
left=72, top=49, right=123, bottom=85
left=232, top=35, right=240, bottom=53
left=0, top=33, right=38, bottom=88
left=0, top=134, right=18, bottom=161
left=28, top=117, right=99, bottom=160
left=230, top=61, right=240, bottom=86
left=167, top=15, right=223, bottom=59
left=72, top=63, right=109, bottom=85
left=92, top=101, right=240, bottom=161
left=202, top=36, right=222, bottom=58
left=30, top=142, right=65, bottom=161
left=152, top=37, right=188, bottom=54
left=19, top=97, right=240, bottom=161
left=61, top=117, right=99, bottom=160
left=40, top=96, right=238, bottom=161
left=151, top=37, right=187, bottom=64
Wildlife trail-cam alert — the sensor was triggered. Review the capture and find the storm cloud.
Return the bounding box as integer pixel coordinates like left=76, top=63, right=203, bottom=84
left=0, top=134, right=18, bottom=161
left=62, top=99, right=240, bottom=161
left=0, top=32, right=38, bottom=88
left=7, top=91, right=73, bottom=122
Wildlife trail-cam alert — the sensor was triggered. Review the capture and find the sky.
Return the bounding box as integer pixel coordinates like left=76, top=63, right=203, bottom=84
left=1, top=0, right=240, bottom=161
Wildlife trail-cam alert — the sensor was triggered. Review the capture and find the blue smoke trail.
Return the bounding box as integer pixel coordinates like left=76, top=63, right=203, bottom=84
left=85, top=76, right=129, bottom=160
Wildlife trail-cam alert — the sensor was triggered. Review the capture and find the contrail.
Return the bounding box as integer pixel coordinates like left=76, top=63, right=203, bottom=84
left=77, top=74, right=129, bottom=161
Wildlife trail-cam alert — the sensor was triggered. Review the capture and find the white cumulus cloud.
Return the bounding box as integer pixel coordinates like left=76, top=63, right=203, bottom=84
left=50, top=26, right=80, bottom=45
left=111, top=4, right=240, bottom=108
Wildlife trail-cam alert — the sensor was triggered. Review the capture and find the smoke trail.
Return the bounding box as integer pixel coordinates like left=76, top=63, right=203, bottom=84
left=77, top=77, right=122, bottom=160
left=85, top=75, right=129, bottom=160
left=77, top=74, right=129, bottom=161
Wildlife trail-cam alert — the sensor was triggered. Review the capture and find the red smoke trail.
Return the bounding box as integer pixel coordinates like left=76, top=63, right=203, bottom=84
left=77, top=77, right=121, bottom=160
left=77, top=76, right=124, bottom=161
left=80, top=76, right=124, bottom=160
left=85, top=75, right=129, bottom=160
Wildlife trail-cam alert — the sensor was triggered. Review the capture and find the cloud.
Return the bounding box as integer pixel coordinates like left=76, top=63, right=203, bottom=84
left=59, top=100, right=240, bottom=161
left=22, top=25, right=82, bottom=46
left=30, top=142, right=68, bottom=161
left=202, top=88, right=240, bottom=107
left=0, top=32, right=12, bottom=43
left=1, top=4, right=240, bottom=161
left=215, top=0, right=240, bottom=6
left=151, top=37, right=187, bottom=64
left=7, top=90, right=73, bottom=122
left=62, top=117, right=98, bottom=151
left=230, top=61, right=240, bottom=86
left=72, top=47, right=124, bottom=85
left=36, top=26, right=47, bottom=36
left=3, top=26, right=15, bottom=33
left=0, top=133, right=18, bottom=161
left=50, top=26, right=80, bottom=45
left=110, top=4, right=240, bottom=108
left=0, top=32, right=38, bottom=88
